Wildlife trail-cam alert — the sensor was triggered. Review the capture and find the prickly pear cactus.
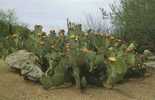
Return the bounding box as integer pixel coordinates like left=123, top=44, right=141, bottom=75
left=106, top=55, right=127, bottom=86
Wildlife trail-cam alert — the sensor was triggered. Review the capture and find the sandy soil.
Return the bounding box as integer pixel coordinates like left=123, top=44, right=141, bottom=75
left=0, top=60, right=155, bottom=100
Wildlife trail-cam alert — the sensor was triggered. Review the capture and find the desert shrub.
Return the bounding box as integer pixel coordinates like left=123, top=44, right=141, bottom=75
left=111, top=0, right=155, bottom=52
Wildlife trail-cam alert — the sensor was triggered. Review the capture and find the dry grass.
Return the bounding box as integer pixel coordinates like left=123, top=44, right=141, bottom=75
left=0, top=60, right=155, bottom=100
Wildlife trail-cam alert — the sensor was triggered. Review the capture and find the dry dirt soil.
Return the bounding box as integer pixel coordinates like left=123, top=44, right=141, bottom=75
left=0, top=60, right=155, bottom=100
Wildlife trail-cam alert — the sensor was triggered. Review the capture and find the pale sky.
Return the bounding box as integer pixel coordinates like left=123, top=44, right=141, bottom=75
left=0, top=0, right=115, bottom=32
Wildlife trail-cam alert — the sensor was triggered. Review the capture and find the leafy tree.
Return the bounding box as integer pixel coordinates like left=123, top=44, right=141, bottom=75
left=111, top=0, right=155, bottom=52
left=0, top=9, right=17, bottom=34
left=0, top=9, right=31, bottom=58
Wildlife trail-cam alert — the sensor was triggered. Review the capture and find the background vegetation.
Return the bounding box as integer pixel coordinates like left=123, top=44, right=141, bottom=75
left=111, top=0, right=155, bottom=52
left=0, top=9, right=31, bottom=58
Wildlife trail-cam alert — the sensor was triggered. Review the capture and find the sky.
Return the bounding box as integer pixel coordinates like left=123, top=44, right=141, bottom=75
left=0, top=0, right=115, bottom=32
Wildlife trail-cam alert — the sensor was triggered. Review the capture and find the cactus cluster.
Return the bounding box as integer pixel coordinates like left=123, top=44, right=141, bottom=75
left=3, top=23, right=150, bottom=90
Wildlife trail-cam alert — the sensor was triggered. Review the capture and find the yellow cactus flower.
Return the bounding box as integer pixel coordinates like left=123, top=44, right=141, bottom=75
left=66, top=45, right=70, bottom=48
left=116, top=39, right=122, bottom=42
left=42, top=35, right=47, bottom=38
left=126, top=48, right=132, bottom=52
left=75, top=36, right=79, bottom=41
left=51, top=45, right=55, bottom=48
left=118, top=39, right=122, bottom=42
left=38, top=33, right=42, bottom=36
left=70, top=34, right=76, bottom=39
left=81, top=48, right=90, bottom=53
left=65, top=43, right=70, bottom=49
left=108, top=47, right=114, bottom=51
left=108, top=57, right=117, bottom=62
left=12, top=34, right=17, bottom=38
left=39, top=41, right=45, bottom=45
left=109, top=36, right=115, bottom=40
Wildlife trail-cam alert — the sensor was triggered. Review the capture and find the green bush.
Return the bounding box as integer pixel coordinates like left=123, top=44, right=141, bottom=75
left=111, top=0, right=155, bottom=52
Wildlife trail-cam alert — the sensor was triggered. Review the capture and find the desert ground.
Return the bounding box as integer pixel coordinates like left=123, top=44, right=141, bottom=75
left=0, top=60, right=155, bottom=100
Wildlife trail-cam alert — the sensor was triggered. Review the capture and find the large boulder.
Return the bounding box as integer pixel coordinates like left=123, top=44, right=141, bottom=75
left=5, top=50, right=43, bottom=81
left=5, top=50, right=38, bottom=70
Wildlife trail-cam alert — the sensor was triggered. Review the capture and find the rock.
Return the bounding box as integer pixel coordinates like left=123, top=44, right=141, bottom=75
left=147, top=56, right=155, bottom=61
left=143, top=50, right=152, bottom=57
left=144, top=61, right=155, bottom=68
left=21, top=62, right=43, bottom=81
left=5, top=50, right=39, bottom=70
left=5, top=50, right=43, bottom=81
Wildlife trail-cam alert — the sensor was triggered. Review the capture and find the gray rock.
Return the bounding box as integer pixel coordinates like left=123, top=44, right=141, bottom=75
left=143, top=49, right=153, bottom=57
left=5, top=50, right=39, bottom=69
left=144, top=61, right=155, bottom=68
left=21, top=61, right=43, bottom=81
left=147, top=56, right=155, bottom=61
left=5, top=50, right=43, bottom=81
